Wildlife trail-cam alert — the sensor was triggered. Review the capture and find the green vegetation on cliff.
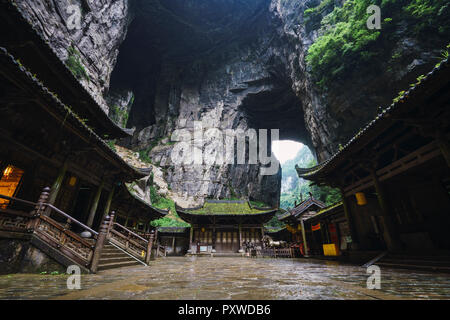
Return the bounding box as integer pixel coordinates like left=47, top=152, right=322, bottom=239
left=149, top=174, right=190, bottom=227
left=66, top=46, right=90, bottom=81
left=305, top=0, right=449, bottom=89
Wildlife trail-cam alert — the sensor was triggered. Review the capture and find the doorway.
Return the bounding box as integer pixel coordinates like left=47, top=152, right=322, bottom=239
left=71, top=184, right=93, bottom=233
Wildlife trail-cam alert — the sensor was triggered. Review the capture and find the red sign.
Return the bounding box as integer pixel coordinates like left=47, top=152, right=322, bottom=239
left=311, top=223, right=321, bottom=231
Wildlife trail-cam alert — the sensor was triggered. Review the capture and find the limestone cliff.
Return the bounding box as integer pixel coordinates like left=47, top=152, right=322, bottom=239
left=14, top=0, right=132, bottom=113
left=16, top=0, right=449, bottom=207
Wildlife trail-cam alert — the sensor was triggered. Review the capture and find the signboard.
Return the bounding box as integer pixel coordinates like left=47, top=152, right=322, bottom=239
left=311, top=223, right=321, bottom=231
left=200, top=246, right=208, bottom=252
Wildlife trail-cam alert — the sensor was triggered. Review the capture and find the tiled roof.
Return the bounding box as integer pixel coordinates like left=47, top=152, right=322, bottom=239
left=278, top=197, right=326, bottom=221
left=0, top=0, right=130, bottom=139
left=305, top=201, right=343, bottom=222
left=0, top=47, right=145, bottom=180
left=176, top=199, right=277, bottom=216
left=157, top=227, right=189, bottom=234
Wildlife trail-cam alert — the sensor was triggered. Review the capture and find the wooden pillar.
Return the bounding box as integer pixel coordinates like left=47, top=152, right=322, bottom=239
left=172, top=236, right=176, bottom=255
left=340, top=188, right=359, bottom=247
left=86, top=180, right=104, bottom=228
left=102, top=185, right=115, bottom=222
left=90, top=215, right=110, bottom=273
left=146, top=231, right=155, bottom=264
left=107, top=211, right=115, bottom=235
left=300, top=219, right=309, bottom=257
left=47, top=161, right=68, bottom=209
left=30, top=187, right=50, bottom=230
left=212, top=225, right=216, bottom=252
left=371, top=170, right=401, bottom=251
left=188, top=226, right=194, bottom=253
left=438, top=137, right=450, bottom=167
left=260, top=226, right=264, bottom=248
left=124, top=212, right=131, bottom=227
left=238, top=224, right=243, bottom=252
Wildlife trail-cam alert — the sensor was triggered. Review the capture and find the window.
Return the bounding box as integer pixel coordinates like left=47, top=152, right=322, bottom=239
left=0, top=165, right=25, bottom=209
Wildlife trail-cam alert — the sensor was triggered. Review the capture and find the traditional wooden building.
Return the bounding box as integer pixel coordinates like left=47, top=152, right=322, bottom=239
left=0, top=2, right=165, bottom=273
left=296, top=58, right=450, bottom=254
left=277, top=196, right=326, bottom=256
left=176, top=200, right=277, bottom=255
left=157, top=227, right=190, bottom=256
left=301, top=202, right=347, bottom=257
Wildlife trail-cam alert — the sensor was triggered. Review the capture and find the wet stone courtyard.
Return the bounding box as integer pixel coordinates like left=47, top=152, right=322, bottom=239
left=1, top=257, right=450, bottom=300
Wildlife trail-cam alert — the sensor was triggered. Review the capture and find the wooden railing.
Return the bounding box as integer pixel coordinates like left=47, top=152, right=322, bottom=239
left=257, top=248, right=294, bottom=258
left=156, top=244, right=167, bottom=257
left=107, top=217, right=155, bottom=264
left=0, top=187, right=112, bottom=273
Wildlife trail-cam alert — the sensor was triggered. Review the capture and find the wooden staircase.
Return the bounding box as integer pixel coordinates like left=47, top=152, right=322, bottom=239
left=97, top=242, right=144, bottom=271
left=0, top=188, right=156, bottom=274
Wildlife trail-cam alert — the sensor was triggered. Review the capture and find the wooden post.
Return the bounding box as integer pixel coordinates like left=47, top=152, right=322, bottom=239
left=146, top=231, right=155, bottom=264
left=86, top=180, right=104, bottom=228
left=34, top=187, right=50, bottom=216
left=340, top=188, right=359, bottom=247
left=371, top=170, right=401, bottom=251
left=102, top=185, right=115, bottom=222
left=238, top=224, right=243, bottom=253
left=212, top=226, right=216, bottom=252
left=90, top=215, right=110, bottom=273
left=108, top=211, right=115, bottom=235
left=46, top=162, right=68, bottom=213
left=300, top=218, right=309, bottom=257
left=438, top=137, right=450, bottom=167
left=30, top=187, right=50, bottom=230
left=188, top=226, right=194, bottom=253
left=172, top=236, right=176, bottom=255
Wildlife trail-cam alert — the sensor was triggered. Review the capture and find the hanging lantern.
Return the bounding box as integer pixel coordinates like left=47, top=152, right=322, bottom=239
left=3, top=166, right=12, bottom=178
left=201, top=227, right=205, bottom=233
left=68, top=176, right=77, bottom=187
left=355, top=192, right=367, bottom=206
left=297, top=224, right=302, bottom=231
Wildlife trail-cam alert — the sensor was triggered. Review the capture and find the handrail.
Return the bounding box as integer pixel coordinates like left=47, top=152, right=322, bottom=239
left=112, top=222, right=148, bottom=243
left=45, top=203, right=98, bottom=236
left=0, top=193, right=38, bottom=207
left=0, top=194, right=98, bottom=236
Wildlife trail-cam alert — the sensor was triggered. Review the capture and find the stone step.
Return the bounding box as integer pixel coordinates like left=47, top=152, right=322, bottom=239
left=97, top=261, right=142, bottom=271
left=100, top=252, right=131, bottom=259
left=97, top=242, right=145, bottom=271
left=99, top=256, right=136, bottom=264
left=101, top=248, right=125, bottom=254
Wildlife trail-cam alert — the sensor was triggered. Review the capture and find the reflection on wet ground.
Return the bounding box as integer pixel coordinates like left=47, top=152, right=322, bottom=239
left=1, top=257, right=450, bottom=300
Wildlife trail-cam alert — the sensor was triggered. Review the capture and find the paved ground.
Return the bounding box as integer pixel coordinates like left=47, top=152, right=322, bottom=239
left=1, top=257, right=450, bottom=300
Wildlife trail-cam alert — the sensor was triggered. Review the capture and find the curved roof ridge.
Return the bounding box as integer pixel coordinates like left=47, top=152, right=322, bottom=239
left=295, top=58, right=449, bottom=179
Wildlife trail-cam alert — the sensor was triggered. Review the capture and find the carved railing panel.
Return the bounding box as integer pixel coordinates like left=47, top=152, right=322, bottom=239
left=0, top=191, right=98, bottom=270
left=0, top=209, right=34, bottom=233
left=108, top=223, right=148, bottom=261
left=34, top=215, right=94, bottom=267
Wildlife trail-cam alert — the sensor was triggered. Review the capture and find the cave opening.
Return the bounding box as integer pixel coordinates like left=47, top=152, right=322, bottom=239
left=272, top=140, right=315, bottom=210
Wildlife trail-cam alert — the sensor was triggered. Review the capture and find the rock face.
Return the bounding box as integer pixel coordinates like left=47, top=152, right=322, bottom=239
left=17, top=0, right=448, bottom=207
left=15, top=0, right=132, bottom=113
